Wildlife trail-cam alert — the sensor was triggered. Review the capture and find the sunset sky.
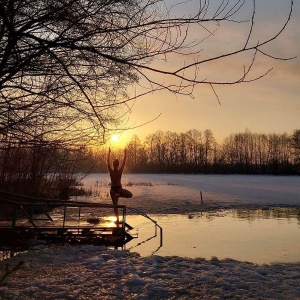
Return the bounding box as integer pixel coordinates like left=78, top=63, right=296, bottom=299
left=111, top=0, right=299, bottom=147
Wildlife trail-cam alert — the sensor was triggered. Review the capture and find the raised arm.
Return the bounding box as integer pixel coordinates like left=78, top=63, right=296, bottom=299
left=120, top=148, right=127, bottom=171
left=107, top=147, right=112, bottom=171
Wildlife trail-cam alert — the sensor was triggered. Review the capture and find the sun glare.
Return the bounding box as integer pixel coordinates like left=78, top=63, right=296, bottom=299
left=108, top=133, right=128, bottom=149
left=106, top=216, right=117, bottom=227
left=111, top=134, right=119, bottom=143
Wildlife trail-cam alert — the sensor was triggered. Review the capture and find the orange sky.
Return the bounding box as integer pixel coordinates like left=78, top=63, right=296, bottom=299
left=111, top=0, right=300, bottom=147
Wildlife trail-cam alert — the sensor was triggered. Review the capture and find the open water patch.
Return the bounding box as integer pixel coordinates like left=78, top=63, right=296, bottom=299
left=126, top=208, right=300, bottom=264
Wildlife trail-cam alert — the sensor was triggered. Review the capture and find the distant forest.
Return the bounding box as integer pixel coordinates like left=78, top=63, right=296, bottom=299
left=94, top=129, right=300, bottom=175
left=1, top=129, right=299, bottom=198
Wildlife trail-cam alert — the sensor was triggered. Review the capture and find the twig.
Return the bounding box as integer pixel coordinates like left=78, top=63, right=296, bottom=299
left=0, top=261, right=24, bottom=284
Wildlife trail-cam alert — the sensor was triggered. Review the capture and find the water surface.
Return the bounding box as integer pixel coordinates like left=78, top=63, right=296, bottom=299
left=126, top=208, right=300, bottom=264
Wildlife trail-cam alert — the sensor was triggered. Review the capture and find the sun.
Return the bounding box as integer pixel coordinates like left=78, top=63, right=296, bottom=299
left=111, top=134, right=119, bottom=143
left=109, top=133, right=128, bottom=149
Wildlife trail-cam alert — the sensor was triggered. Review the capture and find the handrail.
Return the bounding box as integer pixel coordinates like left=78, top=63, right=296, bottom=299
left=126, top=206, right=163, bottom=254
left=0, top=197, right=126, bottom=209
left=0, top=190, right=62, bottom=202
left=0, top=190, right=125, bottom=209
left=0, top=197, right=127, bottom=233
left=127, top=207, right=160, bottom=227
left=0, top=191, right=163, bottom=252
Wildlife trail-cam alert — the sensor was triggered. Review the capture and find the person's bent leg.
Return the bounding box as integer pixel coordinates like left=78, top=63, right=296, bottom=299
left=119, top=188, right=133, bottom=198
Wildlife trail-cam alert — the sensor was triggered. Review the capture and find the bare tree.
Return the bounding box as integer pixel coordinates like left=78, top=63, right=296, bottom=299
left=0, top=0, right=294, bottom=144
left=126, top=134, right=147, bottom=171
left=291, top=130, right=300, bottom=166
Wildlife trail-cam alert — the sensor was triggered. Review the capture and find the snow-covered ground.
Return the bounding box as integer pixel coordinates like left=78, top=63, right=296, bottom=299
left=0, top=174, right=299, bottom=299
left=76, top=173, right=300, bottom=213
left=1, top=245, right=299, bottom=299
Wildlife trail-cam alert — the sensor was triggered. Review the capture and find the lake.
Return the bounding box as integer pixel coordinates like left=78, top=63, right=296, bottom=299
left=79, top=173, right=300, bottom=264
left=2, top=174, right=299, bottom=264
left=125, top=209, right=300, bottom=264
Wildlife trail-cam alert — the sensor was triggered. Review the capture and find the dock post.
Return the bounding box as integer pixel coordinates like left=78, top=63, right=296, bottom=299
left=63, top=204, right=67, bottom=229
left=12, top=204, right=17, bottom=232
left=122, top=207, right=126, bottom=231
left=78, top=206, right=81, bottom=222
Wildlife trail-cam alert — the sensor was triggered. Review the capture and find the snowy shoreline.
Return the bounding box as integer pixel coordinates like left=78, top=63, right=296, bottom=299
left=0, top=245, right=299, bottom=299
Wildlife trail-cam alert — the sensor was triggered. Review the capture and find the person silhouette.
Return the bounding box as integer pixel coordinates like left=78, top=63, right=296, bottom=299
left=107, top=147, right=133, bottom=223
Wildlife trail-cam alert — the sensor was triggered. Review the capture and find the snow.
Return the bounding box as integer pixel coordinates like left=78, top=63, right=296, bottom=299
left=0, top=174, right=300, bottom=299
left=77, top=173, right=300, bottom=213
left=1, top=245, right=299, bottom=299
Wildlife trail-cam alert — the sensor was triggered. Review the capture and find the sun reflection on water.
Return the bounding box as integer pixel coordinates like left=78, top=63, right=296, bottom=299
left=102, top=216, right=117, bottom=227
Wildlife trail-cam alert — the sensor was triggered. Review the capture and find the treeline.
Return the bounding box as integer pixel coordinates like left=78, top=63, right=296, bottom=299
left=93, top=129, right=300, bottom=175
left=0, top=129, right=299, bottom=198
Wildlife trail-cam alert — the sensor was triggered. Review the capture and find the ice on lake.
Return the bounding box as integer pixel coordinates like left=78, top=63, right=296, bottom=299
left=79, top=173, right=300, bottom=209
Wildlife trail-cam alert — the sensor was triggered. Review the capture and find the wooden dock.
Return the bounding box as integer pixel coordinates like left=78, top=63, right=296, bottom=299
left=0, top=191, right=136, bottom=249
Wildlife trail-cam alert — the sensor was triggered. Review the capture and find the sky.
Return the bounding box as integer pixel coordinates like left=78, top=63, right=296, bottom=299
left=110, top=0, right=300, bottom=147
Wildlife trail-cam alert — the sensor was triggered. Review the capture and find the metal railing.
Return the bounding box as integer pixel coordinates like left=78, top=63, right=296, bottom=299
left=0, top=192, right=127, bottom=232
left=0, top=191, right=163, bottom=252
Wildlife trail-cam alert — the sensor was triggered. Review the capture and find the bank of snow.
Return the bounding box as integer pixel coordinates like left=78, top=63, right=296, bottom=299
left=1, top=245, right=299, bottom=300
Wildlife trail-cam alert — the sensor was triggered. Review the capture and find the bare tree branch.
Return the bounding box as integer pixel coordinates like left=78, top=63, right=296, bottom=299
left=0, top=0, right=294, bottom=146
